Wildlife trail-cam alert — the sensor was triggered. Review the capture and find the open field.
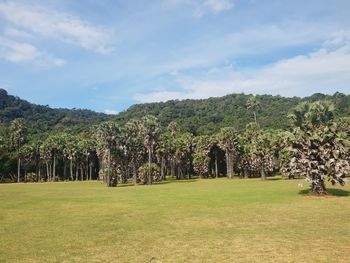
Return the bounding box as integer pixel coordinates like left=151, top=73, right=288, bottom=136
left=1, top=178, right=349, bottom=263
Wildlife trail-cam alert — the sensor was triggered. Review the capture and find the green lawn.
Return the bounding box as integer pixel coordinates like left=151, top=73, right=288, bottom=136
left=0, top=178, right=349, bottom=263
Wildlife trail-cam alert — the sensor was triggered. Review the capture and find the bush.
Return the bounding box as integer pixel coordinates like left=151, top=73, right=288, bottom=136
left=99, top=168, right=118, bottom=187
left=138, top=163, right=161, bottom=184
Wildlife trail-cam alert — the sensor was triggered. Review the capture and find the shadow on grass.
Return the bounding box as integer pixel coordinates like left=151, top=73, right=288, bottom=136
left=299, top=188, right=350, bottom=197
left=116, top=178, right=197, bottom=188
left=267, top=177, right=284, bottom=181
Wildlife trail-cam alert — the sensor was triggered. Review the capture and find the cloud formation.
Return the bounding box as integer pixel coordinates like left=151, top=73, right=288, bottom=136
left=0, top=2, right=112, bottom=54
left=134, top=32, right=350, bottom=103
left=104, top=109, right=119, bottom=115
left=0, top=36, right=65, bottom=68
left=164, top=0, right=234, bottom=17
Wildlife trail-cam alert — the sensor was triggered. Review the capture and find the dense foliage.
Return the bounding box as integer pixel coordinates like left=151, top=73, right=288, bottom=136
left=1, top=88, right=349, bottom=194
left=116, top=92, right=350, bottom=135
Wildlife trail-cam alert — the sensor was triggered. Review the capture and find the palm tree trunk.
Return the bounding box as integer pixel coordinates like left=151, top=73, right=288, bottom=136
left=133, top=162, right=137, bottom=185
left=75, top=163, right=79, bottom=181
left=244, top=167, right=249, bottom=179
left=261, top=166, right=266, bottom=180
left=17, top=157, right=21, bottom=183
left=226, top=152, right=233, bottom=179
left=311, top=179, right=327, bottom=195
left=215, top=153, right=218, bottom=178
left=49, top=163, right=52, bottom=181
left=63, top=161, right=67, bottom=181
left=160, top=157, right=165, bottom=180
left=53, top=155, right=56, bottom=182
left=253, top=111, right=257, bottom=124
left=46, top=162, right=49, bottom=181
left=107, top=148, right=111, bottom=186
left=148, top=148, right=152, bottom=185
left=70, top=159, right=73, bottom=181
left=86, top=156, right=89, bottom=181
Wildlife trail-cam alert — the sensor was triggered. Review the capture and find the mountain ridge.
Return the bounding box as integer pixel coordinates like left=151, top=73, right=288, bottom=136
left=1, top=88, right=349, bottom=135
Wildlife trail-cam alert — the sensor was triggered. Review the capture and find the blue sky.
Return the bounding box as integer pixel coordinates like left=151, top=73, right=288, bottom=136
left=0, top=0, right=350, bottom=114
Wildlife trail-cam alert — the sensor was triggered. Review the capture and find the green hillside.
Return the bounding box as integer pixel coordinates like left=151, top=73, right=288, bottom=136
left=1, top=88, right=350, bottom=135
left=116, top=92, right=350, bottom=134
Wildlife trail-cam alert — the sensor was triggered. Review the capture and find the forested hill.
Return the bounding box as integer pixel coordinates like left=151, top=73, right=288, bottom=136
left=1, top=88, right=350, bottom=135
left=115, top=92, right=350, bottom=135
left=0, top=89, right=111, bottom=134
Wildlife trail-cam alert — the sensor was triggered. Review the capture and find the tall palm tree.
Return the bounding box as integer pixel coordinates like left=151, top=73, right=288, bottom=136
left=246, top=96, right=261, bottom=124
left=286, top=100, right=349, bottom=194
left=141, top=115, right=160, bottom=185
left=251, top=132, right=274, bottom=180
left=124, top=119, right=144, bottom=185
left=10, top=118, right=26, bottom=183
left=94, top=121, right=120, bottom=187
left=46, top=134, right=65, bottom=182
left=39, top=139, right=52, bottom=181
left=217, top=127, right=240, bottom=179
left=63, top=135, right=77, bottom=181
left=193, top=135, right=214, bottom=178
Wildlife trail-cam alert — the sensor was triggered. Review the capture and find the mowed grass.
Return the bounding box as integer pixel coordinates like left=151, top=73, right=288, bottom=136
left=0, top=178, right=349, bottom=263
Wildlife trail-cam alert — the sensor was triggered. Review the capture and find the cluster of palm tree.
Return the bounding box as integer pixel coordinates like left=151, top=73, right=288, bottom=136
left=282, top=101, right=350, bottom=194
left=2, top=98, right=350, bottom=194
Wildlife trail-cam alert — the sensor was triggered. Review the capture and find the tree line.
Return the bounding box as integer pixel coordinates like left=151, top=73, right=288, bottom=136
left=1, top=98, right=349, bottom=194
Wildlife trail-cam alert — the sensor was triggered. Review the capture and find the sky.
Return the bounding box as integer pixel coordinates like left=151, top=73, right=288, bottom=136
left=0, top=0, right=350, bottom=114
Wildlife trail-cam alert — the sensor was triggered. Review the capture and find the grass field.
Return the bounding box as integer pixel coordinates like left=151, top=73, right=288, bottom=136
left=0, top=178, right=349, bottom=263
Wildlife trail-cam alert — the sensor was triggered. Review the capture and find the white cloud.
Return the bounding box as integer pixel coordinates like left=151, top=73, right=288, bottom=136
left=134, top=32, right=350, bottom=103
left=104, top=109, right=119, bottom=115
left=146, top=22, right=333, bottom=77
left=195, top=0, right=234, bottom=16
left=4, top=27, right=33, bottom=39
left=0, top=36, right=65, bottom=68
left=134, top=91, right=188, bottom=103
left=0, top=2, right=112, bottom=54
left=163, top=0, right=234, bottom=17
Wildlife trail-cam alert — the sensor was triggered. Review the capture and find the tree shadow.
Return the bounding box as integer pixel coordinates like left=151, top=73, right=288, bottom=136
left=116, top=178, right=197, bottom=187
left=267, top=177, right=284, bottom=181
left=298, top=188, right=350, bottom=197
left=327, top=188, right=350, bottom=196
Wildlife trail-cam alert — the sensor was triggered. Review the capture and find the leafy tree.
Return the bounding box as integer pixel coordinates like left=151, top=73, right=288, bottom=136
left=10, top=118, right=26, bottom=182
left=94, top=121, right=121, bottom=187
left=63, top=134, right=78, bottom=181
left=20, top=141, right=41, bottom=182
left=250, top=132, right=274, bottom=180
left=141, top=115, right=160, bottom=185
left=217, top=127, right=240, bottom=179
left=284, top=101, right=350, bottom=194
left=193, top=135, right=214, bottom=178
left=39, top=139, right=53, bottom=181
left=246, top=96, right=261, bottom=124
left=138, top=163, right=161, bottom=184
left=123, top=119, right=145, bottom=184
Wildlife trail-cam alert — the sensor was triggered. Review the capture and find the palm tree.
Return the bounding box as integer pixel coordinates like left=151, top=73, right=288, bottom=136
left=251, top=132, right=274, bottom=180
left=193, top=135, right=214, bottom=178
left=20, top=141, right=40, bottom=182
left=141, top=115, right=160, bottom=185
left=63, top=135, right=77, bottom=181
left=94, top=121, right=120, bottom=187
left=217, top=127, right=240, bottom=179
left=39, top=139, right=53, bottom=181
left=124, top=119, right=144, bottom=185
left=10, top=118, right=26, bottom=183
left=286, top=100, right=349, bottom=194
left=77, top=138, right=95, bottom=181
left=46, top=134, right=65, bottom=182
left=246, top=96, right=261, bottom=124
